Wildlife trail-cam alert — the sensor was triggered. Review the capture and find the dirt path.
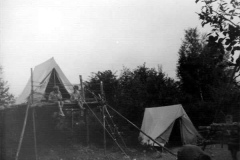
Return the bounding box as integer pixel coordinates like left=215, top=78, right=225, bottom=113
left=35, top=144, right=236, bottom=160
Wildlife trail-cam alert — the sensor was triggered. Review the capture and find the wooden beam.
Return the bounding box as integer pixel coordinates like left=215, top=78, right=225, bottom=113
left=100, top=81, right=106, bottom=155
left=31, top=68, right=38, bottom=160
left=79, top=75, right=89, bottom=146
left=79, top=75, right=84, bottom=99
left=15, top=104, right=30, bottom=160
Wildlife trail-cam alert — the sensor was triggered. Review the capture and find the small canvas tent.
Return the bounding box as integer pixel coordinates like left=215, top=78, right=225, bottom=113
left=16, top=57, right=74, bottom=104
left=139, top=104, right=201, bottom=146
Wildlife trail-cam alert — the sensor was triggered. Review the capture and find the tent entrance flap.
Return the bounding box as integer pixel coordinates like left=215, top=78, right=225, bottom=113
left=155, top=120, right=174, bottom=144
left=166, top=118, right=182, bottom=146
left=15, top=58, right=74, bottom=104
left=139, top=104, right=201, bottom=146
left=45, top=68, right=70, bottom=100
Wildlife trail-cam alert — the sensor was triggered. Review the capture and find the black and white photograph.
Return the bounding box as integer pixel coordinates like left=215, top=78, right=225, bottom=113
left=0, top=0, right=240, bottom=159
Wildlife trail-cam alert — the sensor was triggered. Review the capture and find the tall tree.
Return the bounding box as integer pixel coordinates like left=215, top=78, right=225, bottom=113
left=177, top=27, right=240, bottom=124
left=0, top=66, right=15, bottom=108
left=177, top=28, right=205, bottom=101
left=177, top=28, right=228, bottom=102
left=196, top=0, right=240, bottom=121
left=196, top=0, right=240, bottom=83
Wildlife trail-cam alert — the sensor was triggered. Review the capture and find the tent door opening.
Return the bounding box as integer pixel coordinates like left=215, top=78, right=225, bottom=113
left=166, top=118, right=182, bottom=147
left=45, top=68, right=70, bottom=100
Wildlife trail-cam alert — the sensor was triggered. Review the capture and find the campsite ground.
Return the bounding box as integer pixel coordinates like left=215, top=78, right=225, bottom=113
left=2, top=106, right=237, bottom=160
left=35, top=144, right=235, bottom=160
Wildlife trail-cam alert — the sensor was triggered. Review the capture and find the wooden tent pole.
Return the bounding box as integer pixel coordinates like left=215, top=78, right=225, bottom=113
left=31, top=68, right=38, bottom=160
left=15, top=69, right=34, bottom=160
left=79, top=75, right=89, bottom=146
left=179, top=119, right=184, bottom=145
left=15, top=104, right=30, bottom=160
left=53, top=69, right=56, bottom=86
left=100, top=81, right=104, bottom=99
left=32, top=109, right=37, bottom=160
left=79, top=75, right=84, bottom=100
left=102, top=105, right=106, bottom=155
left=100, top=81, right=106, bottom=155
left=0, top=109, right=5, bottom=159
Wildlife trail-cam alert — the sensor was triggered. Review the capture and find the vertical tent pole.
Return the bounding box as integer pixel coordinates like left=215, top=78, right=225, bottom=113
left=103, top=105, right=106, bottom=155
left=79, top=75, right=89, bottom=146
left=31, top=68, right=38, bottom=160
left=79, top=75, right=84, bottom=103
left=15, top=69, right=33, bottom=160
left=0, top=109, right=5, bottom=159
left=71, top=108, right=74, bottom=136
left=100, top=81, right=106, bottom=155
left=15, top=104, right=30, bottom=160
left=32, top=110, right=37, bottom=160
left=179, top=118, right=184, bottom=145
left=53, top=69, right=56, bottom=87
left=100, top=81, right=104, bottom=99
left=221, top=131, right=224, bottom=148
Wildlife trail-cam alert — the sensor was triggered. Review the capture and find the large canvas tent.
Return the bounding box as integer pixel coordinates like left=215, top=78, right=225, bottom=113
left=16, top=57, right=74, bottom=104
left=139, top=104, right=201, bottom=146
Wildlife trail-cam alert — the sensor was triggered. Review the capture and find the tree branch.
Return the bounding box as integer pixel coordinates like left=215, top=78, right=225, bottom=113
left=233, top=72, right=240, bottom=80
left=204, top=1, right=239, bottom=27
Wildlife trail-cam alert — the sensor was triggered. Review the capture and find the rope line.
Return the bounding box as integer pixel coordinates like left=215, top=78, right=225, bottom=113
left=86, top=88, right=167, bottom=149
left=105, top=106, right=128, bottom=148
left=106, top=103, right=177, bottom=157
left=99, top=107, right=117, bottom=140
left=85, top=89, right=128, bottom=149
left=83, top=100, right=130, bottom=159
left=85, top=88, right=177, bottom=157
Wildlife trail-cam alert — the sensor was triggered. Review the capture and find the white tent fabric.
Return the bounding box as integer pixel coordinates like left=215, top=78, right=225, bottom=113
left=16, top=57, right=74, bottom=104
left=139, top=104, right=201, bottom=145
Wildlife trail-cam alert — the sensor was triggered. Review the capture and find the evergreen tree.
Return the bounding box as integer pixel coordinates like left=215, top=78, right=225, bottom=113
left=0, top=66, right=15, bottom=108
left=177, top=28, right=228, bottom=102
left=177, top=28, right=204, bottom=101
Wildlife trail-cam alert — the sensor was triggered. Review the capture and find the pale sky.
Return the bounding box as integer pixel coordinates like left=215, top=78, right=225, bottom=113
left=0, top=0, right=209, bottom=97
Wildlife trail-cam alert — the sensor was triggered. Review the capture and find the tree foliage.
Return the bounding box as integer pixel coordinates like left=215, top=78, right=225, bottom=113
left=0, top=66, right=15, bottom=108
left=86, top=65, right=180, bottom=126
left=195, top=0, right=240, bottom=122
left=117, top=64, right=180, bottom=124
left=86, top=70, right=118, bottom=107
left=196, top=0, right=240, bottom=81
left=177, top=28, right=204, bottom=101
left=176, top=27, right=236, bottom=125
left=177, top=28, right=228, bottom=102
